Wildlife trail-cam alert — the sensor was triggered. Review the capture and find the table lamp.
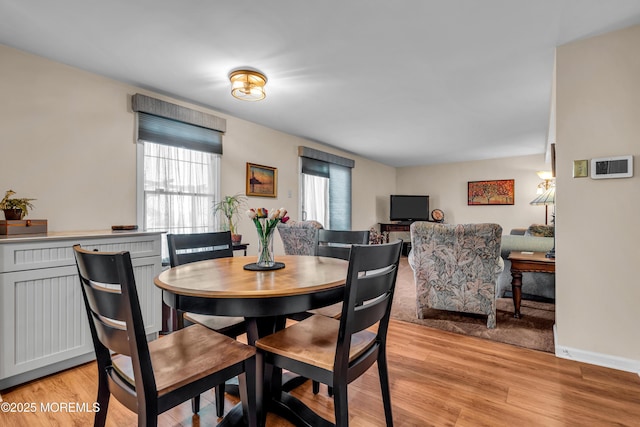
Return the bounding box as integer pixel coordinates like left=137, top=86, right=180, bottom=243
left=529, top=185, right=556, bottom=258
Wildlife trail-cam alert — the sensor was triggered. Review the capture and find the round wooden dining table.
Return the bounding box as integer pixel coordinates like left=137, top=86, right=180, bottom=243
left=155, top=255, right=348, bottom=335
left=154, top=255, right=349, bottom=426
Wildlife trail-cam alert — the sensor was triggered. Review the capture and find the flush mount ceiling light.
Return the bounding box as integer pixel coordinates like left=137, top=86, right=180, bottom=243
left=229, top=69, right=267, bottom=101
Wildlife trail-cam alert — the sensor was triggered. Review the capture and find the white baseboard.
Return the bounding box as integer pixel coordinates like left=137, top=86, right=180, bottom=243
left=553, top=324, right=640, bottom=375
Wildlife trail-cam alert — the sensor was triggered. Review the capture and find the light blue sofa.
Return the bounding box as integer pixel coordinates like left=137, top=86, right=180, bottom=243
left=496, top=227, right=555, bottom=300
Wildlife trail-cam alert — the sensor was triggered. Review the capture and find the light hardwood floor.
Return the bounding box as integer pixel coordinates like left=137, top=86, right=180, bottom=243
left=1, top=318, right=639, bottom=426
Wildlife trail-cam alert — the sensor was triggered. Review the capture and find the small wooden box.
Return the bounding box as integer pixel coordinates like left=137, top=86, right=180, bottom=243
left=0, top=219, right=48, bottom=235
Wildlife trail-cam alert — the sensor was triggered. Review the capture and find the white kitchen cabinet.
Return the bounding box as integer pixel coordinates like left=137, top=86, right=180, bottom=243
left=0, top=231, right=163, bottom=390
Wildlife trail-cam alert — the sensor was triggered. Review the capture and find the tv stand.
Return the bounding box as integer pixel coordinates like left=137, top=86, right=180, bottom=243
left=380, top=221, right=439, bottom=243
left=379, top=222, right=412, bottom=236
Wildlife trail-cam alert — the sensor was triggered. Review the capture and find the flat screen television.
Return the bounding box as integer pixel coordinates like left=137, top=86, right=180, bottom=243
left=390, top=195, right=430, bottom=222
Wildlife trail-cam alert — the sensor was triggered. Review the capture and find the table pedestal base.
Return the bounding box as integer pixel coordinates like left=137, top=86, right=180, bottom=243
left=218, top=388, right=333, bottom=427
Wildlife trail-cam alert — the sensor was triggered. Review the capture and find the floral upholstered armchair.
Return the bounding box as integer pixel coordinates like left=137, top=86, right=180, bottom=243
left=276, top=220, right=324, bottom=255
left=408, top=222, right=503, bottom=328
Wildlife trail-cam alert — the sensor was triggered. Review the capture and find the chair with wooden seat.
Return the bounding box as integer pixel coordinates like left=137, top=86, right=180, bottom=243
left=305, top=229, right=372, bottom=396
left=166, top=231, right=247, bottom=417
left=73, top=245, right=257, bottom=427
left=255, top=240, right=402, bottom=427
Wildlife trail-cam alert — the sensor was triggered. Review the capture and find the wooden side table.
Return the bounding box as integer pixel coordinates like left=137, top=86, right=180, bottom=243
left=232, top=242, right=249, bottom=256
left=508, top=251, right=555, bottom=318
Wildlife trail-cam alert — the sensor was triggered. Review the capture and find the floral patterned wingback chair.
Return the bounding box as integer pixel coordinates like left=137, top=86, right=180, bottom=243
left=408, top=222, right=503, bottom=328
left=277, top=220, right=324, bottom=255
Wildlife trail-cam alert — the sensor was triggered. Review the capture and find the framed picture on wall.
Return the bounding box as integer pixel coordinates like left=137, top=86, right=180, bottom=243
left=246, top=163, right=278, bottom=197
left=467, top=179, right=515, bottom=205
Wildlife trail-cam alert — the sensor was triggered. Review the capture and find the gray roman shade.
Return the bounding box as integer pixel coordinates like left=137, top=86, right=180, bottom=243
left=298, top=146, right=355, bottom=168
left=132, top=93, right=226, bottom=154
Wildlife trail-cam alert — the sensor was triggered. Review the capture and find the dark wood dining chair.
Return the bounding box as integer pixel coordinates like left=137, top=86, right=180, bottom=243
left=307, top=229, right=371, bottom=395
left=73, top=245, right=257, bottom=427
left=166, top=231, right=247, bottom=417
left=255, top=240, right=402, bottom=427
left=286, top=229, right=370, bottom=322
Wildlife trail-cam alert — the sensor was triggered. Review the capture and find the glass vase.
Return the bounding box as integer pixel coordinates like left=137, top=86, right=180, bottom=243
left=257, top=230, right=275, bottom=267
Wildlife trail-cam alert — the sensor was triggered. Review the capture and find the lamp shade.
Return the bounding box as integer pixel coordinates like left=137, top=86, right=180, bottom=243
left=530, top=186, right=555, bottom=205
left=536, top=170, right=554, bottom=180
left=229, top=69, right=267, bottom=101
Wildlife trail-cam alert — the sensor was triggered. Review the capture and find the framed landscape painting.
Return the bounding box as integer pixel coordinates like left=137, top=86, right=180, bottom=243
left=246, top=163, right=277, bottom=197
left=468, top=179, right=515, bottom=205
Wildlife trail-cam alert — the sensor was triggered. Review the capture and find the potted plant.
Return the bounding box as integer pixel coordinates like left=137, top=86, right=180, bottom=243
left=0, top=190, right=36, bottom=220
left=213, top=193, right=247, bottom=244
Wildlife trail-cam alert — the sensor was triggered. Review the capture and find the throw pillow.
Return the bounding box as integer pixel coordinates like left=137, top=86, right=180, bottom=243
left=526, top=224, right=554, bottom=237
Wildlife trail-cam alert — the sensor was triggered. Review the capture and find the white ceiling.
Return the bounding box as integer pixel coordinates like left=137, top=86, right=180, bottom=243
left=2, top=1, right=640, bottom=167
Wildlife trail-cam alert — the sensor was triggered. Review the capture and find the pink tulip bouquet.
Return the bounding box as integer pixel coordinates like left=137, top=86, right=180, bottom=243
left=246, top=207, right=289, bottom=267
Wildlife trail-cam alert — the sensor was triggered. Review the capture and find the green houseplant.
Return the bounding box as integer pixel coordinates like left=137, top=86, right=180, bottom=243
left=1, top=190, right=36, bottom=220
left=212, top=193, right=247, bottom=244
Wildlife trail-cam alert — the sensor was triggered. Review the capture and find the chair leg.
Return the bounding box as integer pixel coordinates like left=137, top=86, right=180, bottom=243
left=191, top=395, right=200, bottom=414
left=215, top=385, right=225, bottom=417
left=487, top=310, right=496, bottom=329
left=238, top=359, right=258, bottom=427
left=94, top=373, right=110, bottom=427
left=332, top=383, right=349, bottom=427
left=255, top=352, right=267, bottom=427
left=312, top=380, right=333, bottom=396
left=487, top=299, right=497, bottom=329
left=139, top=399, right=159, bottom=427
left=378, top=351, right=394, bottom=427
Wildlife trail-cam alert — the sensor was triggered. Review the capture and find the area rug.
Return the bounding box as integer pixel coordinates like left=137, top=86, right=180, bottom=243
left=391, top=258, right=556, bottom=353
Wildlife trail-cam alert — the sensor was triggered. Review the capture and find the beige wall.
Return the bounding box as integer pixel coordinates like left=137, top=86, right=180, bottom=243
left=0, top=44, right=396, bottom=255
left=396, top=154, right=552, bottom=235
left=556, top=25, right=640, bottom=364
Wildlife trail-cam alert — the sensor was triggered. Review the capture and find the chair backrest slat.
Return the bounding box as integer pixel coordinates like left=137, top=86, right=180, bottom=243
left=316, top=229, right=370, bottom=260
left=167, top=231, right=234, bottom=267
left=80, top=281, right=126, bottom=322
left=316, top=245, right=351, bottom=260
left=351, top=292, right=393, bottom=333
left=355, top=267, right=396, bottom=304
left=77, top=274, right=132, bottom=355
left=89, top=310, right=131, bottom=355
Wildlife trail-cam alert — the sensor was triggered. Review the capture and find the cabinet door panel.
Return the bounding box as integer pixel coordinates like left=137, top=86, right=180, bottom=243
left=0, top=265, right=92, bottom=378
left=0, top=258, right=161, bottom=379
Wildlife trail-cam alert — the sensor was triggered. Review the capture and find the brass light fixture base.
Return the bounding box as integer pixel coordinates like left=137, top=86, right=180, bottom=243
left=229, top=69, right=267, bottom=101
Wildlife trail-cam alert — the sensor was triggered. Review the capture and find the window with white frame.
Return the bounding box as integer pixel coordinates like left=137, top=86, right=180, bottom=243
left=299, top=146, right=354, bottom=230
left=141, top=141, right=219, bottom=235
left=132, top=94, right=226, bottom=262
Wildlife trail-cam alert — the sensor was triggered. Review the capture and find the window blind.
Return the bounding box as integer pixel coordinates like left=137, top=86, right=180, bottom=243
left=132, top=93, right=226, bottom=154
left=137, top=113, right=222, bottom=154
